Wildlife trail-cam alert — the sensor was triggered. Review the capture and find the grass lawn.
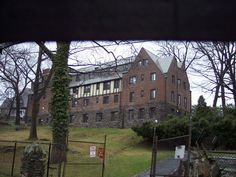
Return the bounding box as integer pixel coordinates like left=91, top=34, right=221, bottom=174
left=0, top=125, right=174, bottom=177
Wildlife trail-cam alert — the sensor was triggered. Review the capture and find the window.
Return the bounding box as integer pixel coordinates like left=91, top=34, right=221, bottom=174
left=82, top=114, right=89, bottom=123
left=178, top=94, right=181, bottom=105
left=150, top=73, right=156, bottom=81
left=114, top=95, right=119, bottom=103
left=114, top=79, right=120, bottom=89
left=141, top=90, right=144, bottom=97
left=172, top=75, right=175, bottom=84
left=183, top=82, right=187, bottom=89
left=144, top=59, right=149, bottom=66
left=96, top=83, right=100, bottom=90
left=129, top=92, right=135, bottom=102
left=83, top=98, right=89, bottom=106
left=128, top=109, right=134, bottom=119
left=96, top=112, right=103, bottom=122
left=138, top=108, right=145, bottom=119
left=76, top=74, right=80, bottom=81
left=72, top=87, right=78, bottom=94
left=184, top=97, right=187, bottom=108
left=137, top=61, right=142, bottom=68
left=96, top=97, right=99, bottom=103
left=103, top=81, right=111, bottom=90
left=150, top=89, right=156, bottom=99
left=103, top=96, right=109, bottom=104
left=129, top=76, right=136, bottom=84
left=141, top=74, right=144, bottom=81
left=84, top=85, right=91, bottom=93
left=171, top=91, right=175, bottom=102
left=149, top=107, right=156, bottom=119
left=111, top=111, right=119, bottom=121
left=177, top=79, right=181, bottom=85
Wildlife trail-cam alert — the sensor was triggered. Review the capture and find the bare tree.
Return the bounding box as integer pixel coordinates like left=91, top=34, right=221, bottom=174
left=155, top=41, right=236, bottom=109
left=0, top=45, right=36, bottom=125
left=193, top=42, right=236, bottom=109
left=0, top=83, right=15, bottom=120
left=28, top=46, right=53, bottom=140
left=155, top=41, right=199, bottom=71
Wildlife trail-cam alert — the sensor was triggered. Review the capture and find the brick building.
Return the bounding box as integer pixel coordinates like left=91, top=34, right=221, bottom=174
left=27, top=48, right=191, bottom=127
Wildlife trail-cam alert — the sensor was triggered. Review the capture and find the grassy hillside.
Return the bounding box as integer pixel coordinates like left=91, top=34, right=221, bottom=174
left=0, top=125, right=173, bottom=177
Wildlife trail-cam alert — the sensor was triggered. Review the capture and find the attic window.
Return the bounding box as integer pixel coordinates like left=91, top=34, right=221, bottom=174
left=144, top=59, right=149, bottom=66
left=137, top=61, right=142, bottom=68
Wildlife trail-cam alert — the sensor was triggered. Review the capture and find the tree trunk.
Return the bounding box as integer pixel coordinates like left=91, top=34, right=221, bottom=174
left=213, top=84, right=220, bottom=107
left=221, top=83, right=226, bottom=116
left=50, top=42, right=70, bottom=163
left=15, top=92, right=21, bottom=126
left=28, top=47, right=43, bottom=140
left=29, top=96, right=39, bottom=140
left=6, top=97, right=15, bottom=120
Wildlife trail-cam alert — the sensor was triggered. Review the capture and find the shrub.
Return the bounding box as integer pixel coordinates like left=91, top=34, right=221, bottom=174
left=132, top=117, right=189, bottom=142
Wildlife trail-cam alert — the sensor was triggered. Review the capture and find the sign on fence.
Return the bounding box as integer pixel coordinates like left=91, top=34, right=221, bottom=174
left=175, top=145, right=185, bottom=159
left=97, top=148, right=104, bottom=159
left=89, top=146, right=96, bottom=158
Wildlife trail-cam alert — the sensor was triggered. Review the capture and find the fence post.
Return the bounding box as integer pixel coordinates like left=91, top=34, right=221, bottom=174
left=62, top=142, right=68, bottom=177
left=187, top=115, right=192, bottom=176
left=102, top=135, right=107, bottom=177
left=150, top=127, right=157, bottom=177
left=11, top=142, right=17, bottom=177
left=47, top=143, right=51, bottom=177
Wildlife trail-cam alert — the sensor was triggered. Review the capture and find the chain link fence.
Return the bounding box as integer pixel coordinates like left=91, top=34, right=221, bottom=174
left=0, top=136, right=106, bottom=177
left=208, top=151, right=236, bottom=177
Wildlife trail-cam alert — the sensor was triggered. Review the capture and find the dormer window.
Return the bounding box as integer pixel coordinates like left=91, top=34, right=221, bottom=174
left=114, top=79, right=120, bottom=89
left=103, top=81, right=111, bottom=90
left=84, top=85, right=91, bottom=93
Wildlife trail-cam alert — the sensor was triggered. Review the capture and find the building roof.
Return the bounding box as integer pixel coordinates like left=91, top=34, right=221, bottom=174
left=72, top=56, right=135, bottom=74
left=69, top=56, right=134, bottom=87
left=143, top=48, right=182, bottom=74
left=69, top=72, right=123, bottom=87
left=0, top=98, right=13, bottom=109
left=0, top=88, right=32, bottom=109
left=69, top=48, right=184, bottom=87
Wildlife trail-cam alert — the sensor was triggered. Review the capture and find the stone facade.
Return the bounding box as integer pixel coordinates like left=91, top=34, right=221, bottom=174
left=27, top=48, right=191, bottom=128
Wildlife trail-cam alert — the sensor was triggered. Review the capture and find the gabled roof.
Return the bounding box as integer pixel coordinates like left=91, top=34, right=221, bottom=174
left=143, top=48, right=182, bottom=73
